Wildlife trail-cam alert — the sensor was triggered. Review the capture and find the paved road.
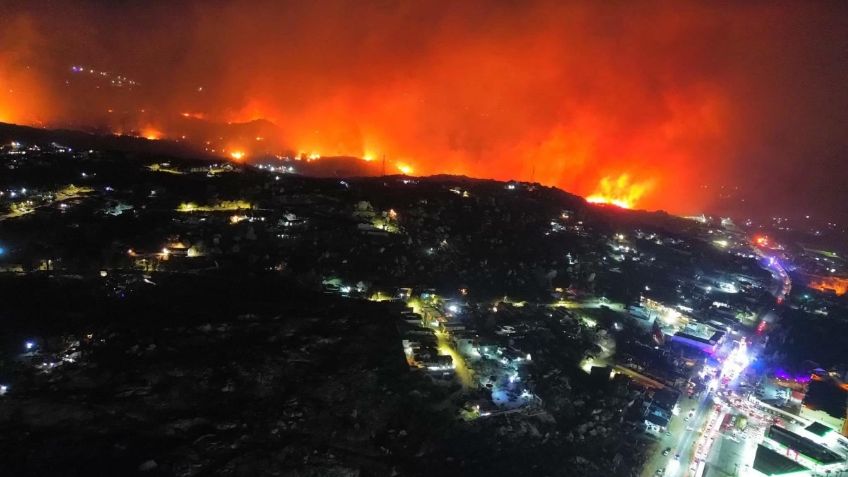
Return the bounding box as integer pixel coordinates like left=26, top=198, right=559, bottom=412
left=434, top=329, right=475, bottom=389
left=670, top=392, right=714, bottom=477
left=704, top=433, right=745, bottom=477
left=641, top=392, right=713, bottom=477
left=419, top=303, right=476, bottom=390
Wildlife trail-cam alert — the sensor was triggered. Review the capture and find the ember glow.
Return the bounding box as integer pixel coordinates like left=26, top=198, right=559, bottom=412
left=809, top=276, right=848, bottom=296
left=2, top=2, right=848, bottom=215
left=754, top=236, right=769, bottom=247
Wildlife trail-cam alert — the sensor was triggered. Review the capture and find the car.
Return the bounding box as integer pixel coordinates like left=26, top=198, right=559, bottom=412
left=662, top=447, right=671, bottom=456
left=655, top=469, right=664, bottom=476
left=684, top=416, right=690, bottom=421
left=674, top=454, right=680, bottom=460
left=665, top=431, right=672, bottom=436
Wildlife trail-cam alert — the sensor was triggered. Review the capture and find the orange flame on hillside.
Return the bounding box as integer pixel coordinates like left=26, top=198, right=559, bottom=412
left=809, top=276, right=848, bottom=296
left=586, top=174, right=654, bottom=209
left=8, top=1, right=842, bottom=215
left=141, top=127, right=161, bottom=140
left=397, top=163, right=413, bottom=175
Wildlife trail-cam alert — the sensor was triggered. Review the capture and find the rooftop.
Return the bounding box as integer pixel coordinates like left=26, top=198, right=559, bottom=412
left=753, top=444, right=809, bottom=476
left=805, top=421, right=835, bottom=437
left=767, top=425, right=844, bottom=465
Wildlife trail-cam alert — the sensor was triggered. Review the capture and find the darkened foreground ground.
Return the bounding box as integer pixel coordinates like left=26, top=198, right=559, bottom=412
left=0, top=273, right=647, bottom=477
left=0, top=274, right=418, bottom=476
left=0, top=143, right=666, bottom=476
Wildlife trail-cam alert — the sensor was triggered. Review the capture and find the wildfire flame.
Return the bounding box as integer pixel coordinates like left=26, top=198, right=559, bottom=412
left=141, top=128, right=161, bottom=140
left=586, top=174, right=654, bottom=209
left=8, top=2, right=839, bottom=215
left=809, top=276, right=848, bottom=296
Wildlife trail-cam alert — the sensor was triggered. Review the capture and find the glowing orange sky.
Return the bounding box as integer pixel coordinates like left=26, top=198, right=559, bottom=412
left=2, top=1, right=847, bottom=215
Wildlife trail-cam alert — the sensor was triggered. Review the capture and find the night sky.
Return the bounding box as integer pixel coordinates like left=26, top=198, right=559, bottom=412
left=1, top=1, right=847, bottom=218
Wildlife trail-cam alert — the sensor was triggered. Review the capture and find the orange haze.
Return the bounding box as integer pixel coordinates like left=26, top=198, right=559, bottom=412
left=1, top=1, right=847, bottom=214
